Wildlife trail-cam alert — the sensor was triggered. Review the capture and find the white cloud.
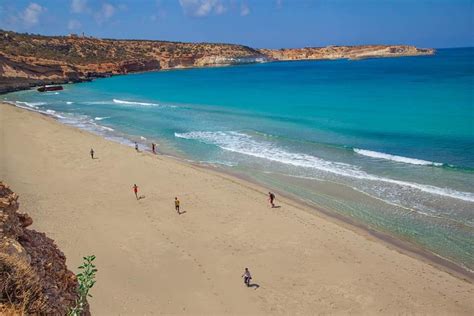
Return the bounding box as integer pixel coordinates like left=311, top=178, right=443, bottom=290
left=68, top=19, right=82, bottom=30
left=102, top=3, right=116, bottom=19
left=20, top=2, right=45, bottom=27
left=179, top=0, right=227, bottom=17
left=240, top=2, right=250, bottom=16
left=71, top=0, right=88, bottom=14
left=95, top=3, right=116, bottom=24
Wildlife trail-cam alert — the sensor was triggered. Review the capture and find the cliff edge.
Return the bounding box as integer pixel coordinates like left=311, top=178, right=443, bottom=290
left=0, top=182, right=84, bottom=314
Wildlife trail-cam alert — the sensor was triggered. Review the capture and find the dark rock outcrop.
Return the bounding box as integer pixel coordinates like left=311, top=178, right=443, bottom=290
left=0, top=182, right=83, bottom=314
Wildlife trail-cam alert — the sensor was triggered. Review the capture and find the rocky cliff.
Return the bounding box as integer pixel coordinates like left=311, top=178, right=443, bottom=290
left=0, top=30, right=434, bottom=93
left=0, top=30, right=265, bottom=93
left=259, top=45, right=434, bottom=61
left=0, top=182, right=83, bottom=314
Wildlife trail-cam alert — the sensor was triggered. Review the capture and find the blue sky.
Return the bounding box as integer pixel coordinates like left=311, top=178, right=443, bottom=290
left=0, top=0, right=472, bottom=48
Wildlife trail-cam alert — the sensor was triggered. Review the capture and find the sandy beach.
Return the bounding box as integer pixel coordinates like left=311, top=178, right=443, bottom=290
left=1, top=103, right=473, bottom=315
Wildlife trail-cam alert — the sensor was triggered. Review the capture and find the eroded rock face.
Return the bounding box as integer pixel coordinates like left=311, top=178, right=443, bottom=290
left=0, top=182, right=84, bottom=314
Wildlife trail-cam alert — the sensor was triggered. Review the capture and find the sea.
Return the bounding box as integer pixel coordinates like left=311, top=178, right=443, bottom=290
left=4, top=47, right=473, bottom=272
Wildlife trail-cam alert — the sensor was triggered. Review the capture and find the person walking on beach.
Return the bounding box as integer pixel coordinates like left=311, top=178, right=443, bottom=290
left=175, top=197, right=180, bottom=214
left=90, top=148, right=94, bottom=159
left=268, top=192, right=275, bottom=208
left=242, top=268, right=252, bottom=287
left=152, top=143, right=156, bottom=154
left=135, top=142, right=139, bottom=152
left=133, top=184, right=139, bottom=200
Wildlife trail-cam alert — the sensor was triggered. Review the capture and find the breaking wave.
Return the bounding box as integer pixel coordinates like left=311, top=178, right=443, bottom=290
left=14, top=101, right=46, bottom=108
left=175, top=131, right=474, bottom=202
left=113, top=99, right=159, bottom=106
left=354, top=148, right=443, bottom=166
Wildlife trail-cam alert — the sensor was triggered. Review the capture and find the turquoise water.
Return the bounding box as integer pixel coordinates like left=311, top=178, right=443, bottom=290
left=4, top=48, right=474, bottom=271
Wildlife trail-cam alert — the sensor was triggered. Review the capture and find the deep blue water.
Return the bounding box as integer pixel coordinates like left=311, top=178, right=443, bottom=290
left=4, top=48, right=474, bottom=271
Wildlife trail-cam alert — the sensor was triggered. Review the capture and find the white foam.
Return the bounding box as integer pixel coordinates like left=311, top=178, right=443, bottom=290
left=175, top=131, right=474, bottom=202
left=15, top=101, right=46, bottom=108
left=140, top=136, right=147, bottom=140
left=66, top=101, right=73, bottom=105
left=354, top=148, right=443, bottom=166
left=113, top=99, right=159, bottom=106
left=98, top=125, right=114, bottom=132
left=94, top=116, right=110, bottom=121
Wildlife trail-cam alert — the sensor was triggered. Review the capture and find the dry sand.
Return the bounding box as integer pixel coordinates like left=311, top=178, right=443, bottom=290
left=1, top=103, right=473, bottom=315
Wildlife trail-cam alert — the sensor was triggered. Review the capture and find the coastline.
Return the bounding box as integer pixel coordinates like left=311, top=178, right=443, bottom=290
left=3, top=96, right=472, bottom=279
left=1, top=102, right=473, bottom=314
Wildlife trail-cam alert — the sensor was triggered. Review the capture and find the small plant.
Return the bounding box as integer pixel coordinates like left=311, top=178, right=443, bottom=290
left=68, top=255, right=97, bottom=316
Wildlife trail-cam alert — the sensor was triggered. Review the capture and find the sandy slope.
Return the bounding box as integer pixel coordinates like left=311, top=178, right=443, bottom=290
left=1, top=104, right=473, bottom=315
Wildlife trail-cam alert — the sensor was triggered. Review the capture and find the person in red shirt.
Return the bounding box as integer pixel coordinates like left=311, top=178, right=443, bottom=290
left=133, top=184, right=139, bottom=200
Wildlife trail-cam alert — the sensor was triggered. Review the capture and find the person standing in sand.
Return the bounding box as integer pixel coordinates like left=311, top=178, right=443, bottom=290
left=268, top=192, right=275, bottom=208
left=151, top=143, right=156, bottom=154
left=242, top=268, right=252, bottom=287
left=175, top=197, right=180, bottom=214
left=133, top=184, right=139, bottom=200
left=90, top=148, right=94, bottom=159
left=135, top=142, right=139, bottom=152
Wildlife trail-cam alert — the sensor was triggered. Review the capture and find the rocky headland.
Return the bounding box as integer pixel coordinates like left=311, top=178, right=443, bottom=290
left=260, top=45, right=435, bottom=61
left=0, top=30, right=434, bottom=93
left=0, top=182, right=84, bottom=314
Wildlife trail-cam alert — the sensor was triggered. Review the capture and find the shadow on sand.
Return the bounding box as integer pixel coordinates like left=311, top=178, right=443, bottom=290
left=248, top=283, right=260, bottom=290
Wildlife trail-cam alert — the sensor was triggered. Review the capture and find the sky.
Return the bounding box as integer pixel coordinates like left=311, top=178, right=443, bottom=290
left=0, top=0, right=472, bottom=49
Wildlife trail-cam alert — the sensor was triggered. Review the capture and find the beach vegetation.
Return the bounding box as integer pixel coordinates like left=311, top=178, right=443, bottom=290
left=68, top=255, right=98, bottom=316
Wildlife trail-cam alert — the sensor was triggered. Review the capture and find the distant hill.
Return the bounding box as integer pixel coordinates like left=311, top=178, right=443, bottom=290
left=0, top=30, right=434, bottom=93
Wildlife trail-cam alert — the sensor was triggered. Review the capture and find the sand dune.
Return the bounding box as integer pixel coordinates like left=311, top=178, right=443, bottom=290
left=1, top=103, right=473, bottom=315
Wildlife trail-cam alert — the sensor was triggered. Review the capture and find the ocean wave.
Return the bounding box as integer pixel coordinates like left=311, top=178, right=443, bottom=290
left=94, top=116, right=110, bottom=121
left=113, top=99, right=159, bottom=106
left=96, top=124, right=114, bottom=132
left=66, top=101, right=73, bottom=105
left=354, top=148, right=443, bottom=166
left=15, top=101, right=46, bottom=108
left=175, top=131, right=474, bottom=202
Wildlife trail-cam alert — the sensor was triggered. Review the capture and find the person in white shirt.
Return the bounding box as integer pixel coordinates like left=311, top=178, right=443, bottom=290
left=241, top=268, right=252, bottom=287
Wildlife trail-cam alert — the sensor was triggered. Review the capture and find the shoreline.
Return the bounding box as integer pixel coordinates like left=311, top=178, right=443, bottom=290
left=3, top=101, right=473, bottom=282
left=1, top=103, right=473, bottom=314
left=202, top=163, right=474, bottom=282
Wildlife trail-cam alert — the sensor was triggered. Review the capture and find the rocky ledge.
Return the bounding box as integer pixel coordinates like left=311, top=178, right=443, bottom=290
left=0, top=182, right=85, bottom=314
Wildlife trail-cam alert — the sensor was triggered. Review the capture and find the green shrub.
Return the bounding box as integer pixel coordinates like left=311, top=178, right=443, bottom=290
left=68, top=255, right=97, bottom=316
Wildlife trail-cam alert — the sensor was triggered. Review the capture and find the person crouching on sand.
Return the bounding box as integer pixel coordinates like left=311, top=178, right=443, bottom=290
left=133, top=184, right=139, bottom=200
left=175, top=197, right=180, bottom=214
left=242, top=268, right=252, bottom=287
left=90, top=148, right=94, bottom=159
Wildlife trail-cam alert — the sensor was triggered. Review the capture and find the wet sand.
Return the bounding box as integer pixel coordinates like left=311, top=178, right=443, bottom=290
left=1, top=103, right=473, bottom=315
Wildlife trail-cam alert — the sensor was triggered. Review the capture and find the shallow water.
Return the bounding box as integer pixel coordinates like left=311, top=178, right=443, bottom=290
left=4, top=48, right=473, bottom=271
